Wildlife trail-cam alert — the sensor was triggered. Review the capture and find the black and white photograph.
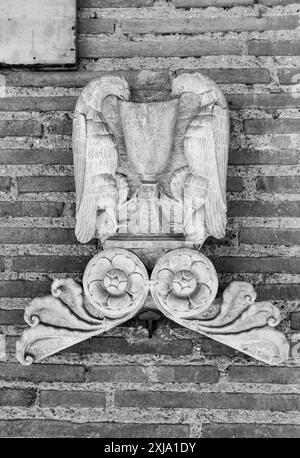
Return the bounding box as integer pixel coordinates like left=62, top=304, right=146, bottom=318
left=0, top=0, right=299, bottom=443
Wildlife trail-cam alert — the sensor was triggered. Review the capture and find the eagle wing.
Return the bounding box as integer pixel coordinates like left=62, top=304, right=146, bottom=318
left=72, top=76, right=130, bottom=244
left=73, top=112, right=119, bottom=243
left=172, top=73, right=229, bottom=241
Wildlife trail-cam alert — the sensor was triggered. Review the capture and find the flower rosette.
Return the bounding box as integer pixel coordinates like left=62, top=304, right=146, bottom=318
left=151, top=249, right=218, bottom=319
left=83, top=248, right=149, bottom=319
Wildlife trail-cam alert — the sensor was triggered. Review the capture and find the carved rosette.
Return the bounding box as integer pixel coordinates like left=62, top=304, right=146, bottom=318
left=151, top=249, right=218, bottom=318
left=83, top=248, right=149, bottom=319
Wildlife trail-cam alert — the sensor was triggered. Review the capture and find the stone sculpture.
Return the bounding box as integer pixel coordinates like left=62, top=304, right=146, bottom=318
left=16, top=73, right=289, bottom=365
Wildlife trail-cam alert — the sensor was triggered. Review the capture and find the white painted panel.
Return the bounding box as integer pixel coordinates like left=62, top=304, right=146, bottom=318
left=0, top=0, right=77, bottom=65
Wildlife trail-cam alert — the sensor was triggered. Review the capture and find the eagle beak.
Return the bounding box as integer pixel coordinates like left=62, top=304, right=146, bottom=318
left=121, top=88, right=130, bottom=101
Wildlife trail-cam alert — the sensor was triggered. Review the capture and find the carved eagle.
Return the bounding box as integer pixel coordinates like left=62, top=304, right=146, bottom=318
left=72, top=75, right=130, bottom=243
left=171, top=73, right=230, bottom=244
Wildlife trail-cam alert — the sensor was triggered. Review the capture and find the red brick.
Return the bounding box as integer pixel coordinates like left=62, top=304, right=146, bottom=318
left=0, top=149, right=72, bottom=165
left=0, top=280, right=51, bottom=298
left=213, top=257, right=300, bottom=273
left=279, top=67, right=300, bottom=85
left=202, top=423, right=300, bottom=438
left=228, top=366, right=300, bottom=384
left=255, top=284, right=300, bottom=301
left=228, top=201, right=300, bottom=218
left=240, top=228, right=300, bottom=245
left=0, top=97, right=76, bottom=112
left=174, top=0, right=254, bottom=6
left=79, top=0, right=154, bottom=6
left=0, top=388, right=36, bottom=406
left=0, top=228, right=78, bottom=245
left=259, top=0, right=297, bottom=5
left=156, top=365, right=219, bottom=383
left=0, top=363, right=86, bottom=382
left=79, top=18, right=116, bottom=34
left=0, top=309, right=24, bottom=325
left=248, top=40, right=300, bottom=56
left=0, top=176, right=11, bottom=192
left=79, top=39, right=243, bottom=59
left=229, top=149, right=299, bottom=165
left=64, top=336, right=193, bottom=356
left=0, top=257, right=5, bottom=271
left=177, top=68, right=271, bottom=84
left=0, top=419, right=189, bottom=438
left=40, top=390, right=106, bottom=408
left=229, top=93, right=300, bottom=109
left=88, top=365, right=148, bottom=383
left=0, top=120, right=41, bottom=137
left=18, top=176, right=75, bottom=193
left=3, top=70, right=170, bottom=89
left=291, top=312, right=300, bottom=331
left=115, top=390, right=300, bottom=411
left=12, top=256, right=90, bottom=273
left=122, top=16, right=298, bottom=34
left=227, top=177, right=244, bottom=192
left=257, top=176, right=300, bottom=193
left=200, top=337, right=237, bottom=357
left=244, top=119, right=300, bottom=135
left=46, top=119, right=72, bottom=135
left=0, top=201, right=65, bottom=217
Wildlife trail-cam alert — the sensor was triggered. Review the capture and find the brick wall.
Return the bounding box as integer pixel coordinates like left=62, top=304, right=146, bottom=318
left=0, top=0, right=299, bottom=438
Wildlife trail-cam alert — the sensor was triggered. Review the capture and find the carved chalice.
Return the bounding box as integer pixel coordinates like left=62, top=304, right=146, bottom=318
left=119, top=99, right=179, bottom=235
